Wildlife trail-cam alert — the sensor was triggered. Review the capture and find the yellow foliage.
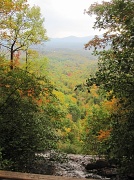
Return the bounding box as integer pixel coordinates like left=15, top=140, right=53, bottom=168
left=39, top=80, right=45, bottom=85
left=53, top=90, right=65, bottom=104
left=90, top=84, right=99, bottom=97
left=5, top=84, right=10, bottom=88
left=17, top=89, right=23, bottom=96
left=65, top=127, right=71, bottom=133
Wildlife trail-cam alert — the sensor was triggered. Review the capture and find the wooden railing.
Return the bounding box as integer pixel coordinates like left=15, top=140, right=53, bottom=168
left=0, top=170, right=87, bottom=180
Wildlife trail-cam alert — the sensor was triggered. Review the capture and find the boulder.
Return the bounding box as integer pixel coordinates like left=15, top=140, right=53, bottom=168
left=85, top=159, right=110, bottom=170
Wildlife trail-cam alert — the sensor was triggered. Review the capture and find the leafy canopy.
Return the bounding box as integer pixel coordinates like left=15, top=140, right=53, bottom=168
left=85, top=0, right=134, bottom=174
left=0, top=0, right=48, bottom=69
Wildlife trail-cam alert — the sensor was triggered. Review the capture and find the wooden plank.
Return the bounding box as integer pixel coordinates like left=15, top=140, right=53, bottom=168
left=0, top=170, right=87, bottom=180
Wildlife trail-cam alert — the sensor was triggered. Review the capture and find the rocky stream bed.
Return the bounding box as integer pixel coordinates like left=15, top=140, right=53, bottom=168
left=31, top=152, right=133, bottom=180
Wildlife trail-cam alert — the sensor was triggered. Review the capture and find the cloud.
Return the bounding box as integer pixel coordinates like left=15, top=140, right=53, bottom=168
left=28, top=0, right=104, bottom=38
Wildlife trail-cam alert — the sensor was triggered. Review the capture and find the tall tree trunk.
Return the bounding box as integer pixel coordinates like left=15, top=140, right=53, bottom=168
left=10, top=48, right=14, bottom=70
left=10, top=40, right=16, bottom=70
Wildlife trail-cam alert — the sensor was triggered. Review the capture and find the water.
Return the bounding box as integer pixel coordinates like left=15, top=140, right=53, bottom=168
left=36, top=152, right=121, bottom=179
left=53, top=154, right=111, bottom=179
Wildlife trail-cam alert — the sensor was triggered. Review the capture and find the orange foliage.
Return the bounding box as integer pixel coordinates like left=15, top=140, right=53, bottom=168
left=66, top=113, right=72, bottom=120
left=71, top=97, right=77, bottom=103
left=103, top=98, right=118, bottom=112
left=97, top=129, right=111, bottom=141
left=37, top=99, right=43, bottom=106
left=14, top=51, right=20, bottom=67
left=46, top=99, right=50, bottom=103
left=43, top=88, right=48, bottom=91
left=17, top=89, right=33, bottom=98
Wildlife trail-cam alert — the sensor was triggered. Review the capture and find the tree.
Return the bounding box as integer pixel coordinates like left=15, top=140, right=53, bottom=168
left=0, top=0, right=48, bottom=69
left=83, top=98, right=112, bottom=154
left=0, top=57, right=64, bottom=172
left=0, top=1, right=64, bottom=172
left=0, top=0, right=24, bottom=18
left=85, top=0, right=134, bottom=175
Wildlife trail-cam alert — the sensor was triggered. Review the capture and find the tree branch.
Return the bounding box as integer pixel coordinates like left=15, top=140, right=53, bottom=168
left=0, top=43, right=10, bottom=50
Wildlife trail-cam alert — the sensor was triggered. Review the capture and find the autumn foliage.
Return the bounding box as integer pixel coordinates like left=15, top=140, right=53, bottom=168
left=85, top=0, right=134, bottom=175
left=97, top=129, right=111, bottom=141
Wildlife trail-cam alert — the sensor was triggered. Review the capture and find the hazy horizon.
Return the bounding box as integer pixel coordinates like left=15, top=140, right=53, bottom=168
left=28, top=0, right=106, bottom=38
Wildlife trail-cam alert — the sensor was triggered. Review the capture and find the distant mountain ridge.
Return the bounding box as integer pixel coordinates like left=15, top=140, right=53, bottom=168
left=44, top=36, right=93, bottom=50
left=31, top=35, right=97, bottom=60
left=49, top=35, right=92, bottom=42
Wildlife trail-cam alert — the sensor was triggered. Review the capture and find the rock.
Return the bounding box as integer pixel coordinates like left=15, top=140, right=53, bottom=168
left=29, top=158, right=56, bottom=175
left=85, top=159, right=110, bottom=170
left=128, top=174, right=134, bottom=180
left=98, top=168, right=118, bottom=178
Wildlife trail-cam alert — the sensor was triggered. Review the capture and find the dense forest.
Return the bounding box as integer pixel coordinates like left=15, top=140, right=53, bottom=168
left=0, top=0, right=134, bottom=178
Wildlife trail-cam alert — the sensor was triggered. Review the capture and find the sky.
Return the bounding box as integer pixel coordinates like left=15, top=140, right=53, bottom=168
left=28, top=0, right=104, bottom=38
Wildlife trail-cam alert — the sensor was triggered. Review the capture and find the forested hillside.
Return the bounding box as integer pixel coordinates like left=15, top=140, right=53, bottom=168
left=0, top=0, right=134, bottom=179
